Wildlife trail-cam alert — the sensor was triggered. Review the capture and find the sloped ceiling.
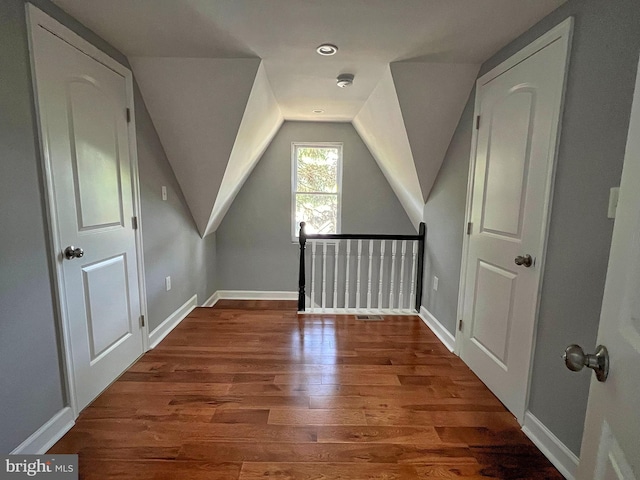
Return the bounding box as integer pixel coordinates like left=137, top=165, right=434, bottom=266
left=54, top=0, right=567, bottom=236
left=130, top=57, right=272, bottom=236
left=391, top=62, right=480, bottom=201
left=353, top=67, right=424, bottom=227
left=205, top=64, right=284, bottom=236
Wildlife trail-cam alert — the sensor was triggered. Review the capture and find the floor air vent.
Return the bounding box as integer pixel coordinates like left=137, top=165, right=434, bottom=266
left=356, top=315, right=384, bottom=321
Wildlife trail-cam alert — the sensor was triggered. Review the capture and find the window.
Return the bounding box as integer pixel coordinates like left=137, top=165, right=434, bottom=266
left=292, top=142, right=342, bottom=238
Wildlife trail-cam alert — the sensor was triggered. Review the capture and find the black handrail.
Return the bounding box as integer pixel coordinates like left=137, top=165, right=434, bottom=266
left=297, top=222, right=426, bottom=312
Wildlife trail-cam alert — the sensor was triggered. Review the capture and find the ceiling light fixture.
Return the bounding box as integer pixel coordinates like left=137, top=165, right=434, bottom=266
left=316, top=43, right=338, bottom=56
left=336, top=73, right=354, bottom=88
left=312, top=109, right=325, bottom=114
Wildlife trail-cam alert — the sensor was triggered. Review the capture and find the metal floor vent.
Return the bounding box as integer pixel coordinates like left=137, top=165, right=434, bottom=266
left=356, top=315, right=384, bottom=321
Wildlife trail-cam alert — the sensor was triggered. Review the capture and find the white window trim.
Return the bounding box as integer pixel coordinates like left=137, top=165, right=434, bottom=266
left=291, top=142, right=343, bottom=240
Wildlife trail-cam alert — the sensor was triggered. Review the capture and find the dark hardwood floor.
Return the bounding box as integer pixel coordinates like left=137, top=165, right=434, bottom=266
left=50, top=300, right=563, bottom=479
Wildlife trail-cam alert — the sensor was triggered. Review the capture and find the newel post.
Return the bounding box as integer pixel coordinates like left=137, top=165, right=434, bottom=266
left=415, top=222, right=426, bottom=312
left=298, top=222, right=307, bottom=311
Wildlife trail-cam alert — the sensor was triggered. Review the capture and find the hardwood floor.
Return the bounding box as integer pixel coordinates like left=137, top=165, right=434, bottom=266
left=50, top=300, right=562, bottom=479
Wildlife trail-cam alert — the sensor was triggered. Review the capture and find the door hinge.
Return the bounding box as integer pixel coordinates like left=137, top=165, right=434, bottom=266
left=132, top=216, right=138, bottom=230
left=140, top=315, right=145, bottom=327
left=467, top=222, right=472, bottom=235
left=475, top=115, right=481, bottom=130
left=458, top=319, right=463, bottom=331
left=126, top=108, right=131, bottom=123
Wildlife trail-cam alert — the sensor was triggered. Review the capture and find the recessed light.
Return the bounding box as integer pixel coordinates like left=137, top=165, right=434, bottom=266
left=336, top=73, right=354, bottom=88
left=312, top=109, right=325, bottom=114
left=316, top=43, right=338, bottom=56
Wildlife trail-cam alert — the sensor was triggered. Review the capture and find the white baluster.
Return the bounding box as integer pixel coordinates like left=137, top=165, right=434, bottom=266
left=366, top=240, right=374, bottom=311
left=344, top=240, right=351, bottom=312
left=311, top=241, right=316, bottom=313
left=398, top=240, right=407, bottom=312
left=333, top=241, right=339, bottom=309
left=389, top=240, right=397, bottom=310
left=356, top=240, right=363, bottom=310
left=322, top=242, right=327, bottom=311
left=378, top=240, right=385, bottom=309
left=409, top=241, right=418, bottom=312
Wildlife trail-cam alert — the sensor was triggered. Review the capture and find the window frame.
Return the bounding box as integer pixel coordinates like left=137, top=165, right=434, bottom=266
left=291, top=142, right=343, bottom=240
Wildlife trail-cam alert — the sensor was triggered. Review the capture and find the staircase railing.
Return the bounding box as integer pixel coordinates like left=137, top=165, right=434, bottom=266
left=297, top=222, right=426, bottom=314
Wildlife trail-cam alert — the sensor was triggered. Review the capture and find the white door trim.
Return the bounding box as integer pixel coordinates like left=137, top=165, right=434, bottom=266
left=26, top=3, right=149, bottom=418
left=455, top=17, right=574, bottom=423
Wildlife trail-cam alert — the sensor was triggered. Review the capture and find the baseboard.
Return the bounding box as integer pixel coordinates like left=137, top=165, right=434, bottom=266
left=11, top=407, right=74, bottom=454
left=522, top=411, right=579, bottom=480
left=149, top=294, right=198, bottom=349
left=202, top=290, right=220, bottom=307
left=213, top=290, right=298, bottom=301
left=419, top=306, right=456, bottom=352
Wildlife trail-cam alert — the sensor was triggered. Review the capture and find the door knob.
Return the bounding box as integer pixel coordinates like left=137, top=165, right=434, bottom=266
left=64, top=245, right=84, bottom=260
left=514, top=254, right=533, bottom=267
left=563, top=344, right=609, bottom=382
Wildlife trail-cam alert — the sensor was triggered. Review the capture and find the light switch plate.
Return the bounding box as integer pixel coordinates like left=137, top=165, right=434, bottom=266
left=165, top=276, right=171, bottom=291
left=433, top=276, right=439, bottom=291
left=161, top=186, right=167, bottom=201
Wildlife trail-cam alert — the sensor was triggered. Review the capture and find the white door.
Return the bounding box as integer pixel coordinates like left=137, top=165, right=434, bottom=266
left=459, top=20, right=572, bottom=421
left=574, top=55, right=640, bottom=480
left=30, top=12, right=144, bottom=412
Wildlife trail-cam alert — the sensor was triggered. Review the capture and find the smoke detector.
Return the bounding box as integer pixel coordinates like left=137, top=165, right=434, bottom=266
left=336, top=73, right=354, bottom=88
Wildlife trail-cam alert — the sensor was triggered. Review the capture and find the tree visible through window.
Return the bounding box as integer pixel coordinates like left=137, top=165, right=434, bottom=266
left=292, top=143, right=342, bottom=237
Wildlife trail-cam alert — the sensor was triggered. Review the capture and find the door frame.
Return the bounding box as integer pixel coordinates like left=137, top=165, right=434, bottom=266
left=26, top=3, right=149, bottom=418
left=454, top=17, right=573, bottom=423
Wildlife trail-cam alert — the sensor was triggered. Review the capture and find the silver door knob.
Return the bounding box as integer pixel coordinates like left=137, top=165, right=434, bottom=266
left=64, top=246, right=84, bottom=260
left=514, top=254, right=533, bottom=267
left=563, top=344, right=609, bottom=382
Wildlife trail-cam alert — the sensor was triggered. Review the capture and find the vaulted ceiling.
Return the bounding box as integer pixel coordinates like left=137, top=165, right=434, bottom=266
left=53, top=0, right=566, bottom=236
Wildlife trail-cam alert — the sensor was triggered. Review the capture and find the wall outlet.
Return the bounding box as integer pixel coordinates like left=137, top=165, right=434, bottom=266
left=608, top=187, right=620, bottom=219
left=165, top=276, right=171, bottom=291
left=161, top=186, right=167, bottom=201
left=433, top=276, right=439, bottom=291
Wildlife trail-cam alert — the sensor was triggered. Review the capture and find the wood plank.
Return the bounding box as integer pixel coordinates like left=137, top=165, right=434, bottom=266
left=317, top=426, right=441, bottom=444
left=80, top=459, right=242, bottom=480
left=364, top=410, right=517, bottom=428
left=212, top=409, right=270, bottom=424
left=177, top=442, right=478, bottom=465
left=238, top=462, right=419, bottom=480
left=309, top=395, right=503, bottom=410
left=268, top=408, right=367, bottom=426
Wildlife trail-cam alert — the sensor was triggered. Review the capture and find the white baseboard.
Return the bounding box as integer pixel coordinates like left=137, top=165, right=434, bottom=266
left=522, top=411, right=579, bottom=480
left=11, top=407, right=74, bottom=454
left=148, top=294, right=198, bottom=349
left=213, top=290, right=298, bottom=301
left=202, top=290, right=220, bottom=307
left=419, top=306, right=456, bottom=352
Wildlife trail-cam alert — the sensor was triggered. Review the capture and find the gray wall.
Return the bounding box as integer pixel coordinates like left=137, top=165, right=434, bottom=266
left=135, top=82, right=217, bottom=330
left=216, top=121, right=415, bottom=291
left=0, top=0, right=215, bottom=452
left=0, top=0, right=66, bottom=454
left=421, top=93, right=475, bottom=332
left=421, top=0, right=640, bottom=455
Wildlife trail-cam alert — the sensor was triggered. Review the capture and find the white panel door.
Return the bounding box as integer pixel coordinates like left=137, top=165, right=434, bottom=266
left=31, top=22, right=144, bottom=411
left=460, top=24, right=571, bottom=421
left=575, top=55, right=640, bottom=480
